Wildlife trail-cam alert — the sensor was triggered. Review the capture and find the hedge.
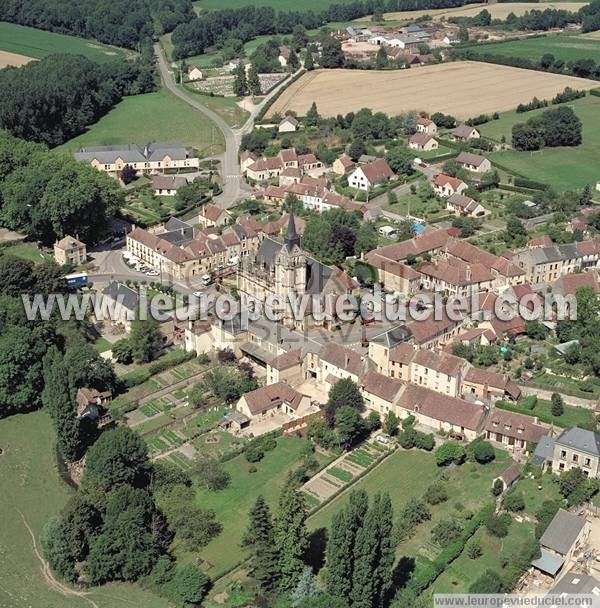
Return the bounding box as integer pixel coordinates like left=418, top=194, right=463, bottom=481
left=255, top=69, right=305, bottom=123
left=407, top=502, right=495, bottom=595
left=514, top=177, right=548, bottom=191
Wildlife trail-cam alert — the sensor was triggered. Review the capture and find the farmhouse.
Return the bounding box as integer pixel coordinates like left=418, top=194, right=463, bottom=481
left=348, top=158, right=395, bottom=191
left=409, top=133, right=438, bottom=152
left=152, top=175, right=188, bottom=196
left=74, top=142, right=200, bottom=177
left=484, top=409, right=546, bottom=451
left=446, top=193, right=486, bottom=217
left=452, top=124, right=480, bottom=141
left=456, top=151, right=491, bottom=173
left=279, top=115, right=299, bottom=133
left=433, top=174, right=468, bottom=197
left=54, top=235, right=86, bottom=266
left=416, top=117, right=437, bottom=135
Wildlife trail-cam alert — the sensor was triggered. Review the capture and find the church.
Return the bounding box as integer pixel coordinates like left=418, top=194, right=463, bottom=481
left=237, top=213, right=358, bottom=330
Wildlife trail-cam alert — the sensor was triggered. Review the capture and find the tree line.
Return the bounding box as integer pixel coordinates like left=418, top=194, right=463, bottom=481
left=170, top=0, right=479, bottom=59
left=0, top=130, right=121, bottom=244
left=0, top=0, right=194, bottom=48
left=0, top=49, right=156, bottom=147
left=511, top=105, right=582, bottom=151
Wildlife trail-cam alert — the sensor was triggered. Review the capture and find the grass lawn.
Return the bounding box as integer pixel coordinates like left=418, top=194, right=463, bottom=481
left=0, top=411, right=172, bottom=608
left=309, top=448, right=513, bottom=563
left=58, top=87, right=224, bottom=156
left=190, top=436, right=332, bottom=577
left=497, top=398, right=595, bottom=428
left=182, top=87, right=250, bottom=128
left=515, top=472, right=563, bottom=517
left=483, top=95, right=600, bottom=191
left=0, top=21, right=132, bottom=63
left=92, top=336, right=112, bottom=353
left=1, top=242, right=52, bottom=263
left=468, top=34, right=600, bottom=66
left=431, top=520, right=535, bottom=595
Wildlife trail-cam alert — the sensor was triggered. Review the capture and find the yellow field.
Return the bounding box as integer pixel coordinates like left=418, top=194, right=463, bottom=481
left=268, top=61, right=598, bottom=119
left=581, top=29, right=600, bottom=39
left=0, top=50, right=35, bottom=69
left=359, top=2, right=588, bottom=21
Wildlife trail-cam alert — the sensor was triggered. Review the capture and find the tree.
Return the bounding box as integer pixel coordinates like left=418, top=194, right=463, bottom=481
left=525, top=320, right=546, bottom=340
left=305, top=102, right=320, bottom=127
left=288, top=48, right=300, bottom=70
left=247, top=64, right=262, bottom=96
left=0, top=255, right=34, bottom=295
left=192, top=457, right=230, bottom=491
left=458, top=25, right=469, bottom=42
left=435, top=441, right=466, bottom=466
left=540, top=52, right=555, bottom=69
left=292, top=566, right=320, bottom=606
left=469, top=569, right=504, bottom=594
left=385, top=146, right=414, bottom=176
left=467, top=538, right=483, bottom=559
left=376, top=46, right=388, bottom=69
left=320, top=37, right=344, bottom=68
left=112, top=338, right=133, bottom=364
left=383, top=411, right=400, bottom=436
left=292, top=25, right=308, bottom=51
left=304, top=48, right=315, bottom=70
left=424, top=484, right=448, bottom=505
left=485, top=512, right=511, bottom=538
left=63, top=341, right=117, bottom=393
left=335, top=406, right=365, bottom=448
left=129, top=316, right=163, bottom=363
left=326, top=489, right=368, bottom=600
left=325, top=378, right=364, bottom=424
left=275, top=476, right=309, bottom=592
left=491, top=478, right=504, bottom=497
left=472, top=440, right=496, bottom=464
left=503, top=490, right=525, bottom=512
left=431, top=519, right=463, bottom=547
left=120, top=164, right=136, bottom=185
left=354, top=223, right=378, bottom=256
left=348, top=139, right=365, bottom=162
left=232, top=62, right=248, bottom=96
left=402, top=112, right=418, bottom=135
left=168, top=563, right=209, bottom=605
left=551, top=392, right=564, bottom=416
left=83, top=427, right=149, bottom=491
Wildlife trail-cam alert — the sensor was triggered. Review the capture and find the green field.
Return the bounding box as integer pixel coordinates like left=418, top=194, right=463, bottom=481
left=469, top=34, right=600, bottom=65
left=58, top=87, right=224, bottom=156
left=0, top=411, right=172, bottom=608
left=189, top=436, right=332, bottom=577
left=1, top=242, right=52, bottom=263
left=497, top=397, right=595, bottom=428
left=484, top=95, right=600, bottom=191
left=0, top=21, right=131, bottom=63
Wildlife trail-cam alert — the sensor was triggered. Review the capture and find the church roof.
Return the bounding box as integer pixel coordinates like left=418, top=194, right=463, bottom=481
left=284, top=211, right=300, bottom=250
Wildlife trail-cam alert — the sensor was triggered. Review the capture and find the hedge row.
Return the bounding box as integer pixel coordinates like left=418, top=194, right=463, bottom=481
left=255, top=69, right=306, bottom=123
left=514, top=177, right=548, bottom=190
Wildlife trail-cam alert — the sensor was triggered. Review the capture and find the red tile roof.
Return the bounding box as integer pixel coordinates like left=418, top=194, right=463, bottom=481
left=361, top=371, right=404, bottom=403
left=485, top=409, right=546, bottom=443
left=360, top=158, right=395, bottom=184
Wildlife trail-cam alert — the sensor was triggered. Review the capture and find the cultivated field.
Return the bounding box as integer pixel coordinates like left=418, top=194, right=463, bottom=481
left=361, top=1, right=588, bottom=22
left=268, top=61, right=598, bottom=119
left=0, top=49, right=35, bottom=68
left=469, top=33, right=600, bottom=64
left=484, top=94, right=600, bottom=191
left=58, top=88, right=225, bottom=156
left=0, top=21, right=131, bottom=63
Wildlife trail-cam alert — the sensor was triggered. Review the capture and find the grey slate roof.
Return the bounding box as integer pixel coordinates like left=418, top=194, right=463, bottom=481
left=548, top=569, right=600, bottom=596
left=533, top=434, right=555, bottom=465
left=370, top=325, right=412, bottom=347
left=540, top=509, right=587, bottom=555
left=102, top=282, right=139, bottom=311
left=555, top=427, right=600, bottom=456
left=532, top=548, right=565, bottom=576
left=75, top=142, right=191, bottom=164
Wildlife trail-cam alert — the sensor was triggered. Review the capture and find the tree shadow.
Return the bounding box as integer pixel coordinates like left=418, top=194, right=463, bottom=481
left=304, top=527, right=328, bottom=573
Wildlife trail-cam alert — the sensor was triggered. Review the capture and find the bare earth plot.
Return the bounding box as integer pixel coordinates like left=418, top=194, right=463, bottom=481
left=363, top=2, right=588, bottom=21
left=268, top=62, right=598, bottom=119
left=0, top=50, right=35, bottom=69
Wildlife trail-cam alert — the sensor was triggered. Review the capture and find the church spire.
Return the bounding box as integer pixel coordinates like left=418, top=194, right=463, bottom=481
left=284, top=211, right=300, bottom=250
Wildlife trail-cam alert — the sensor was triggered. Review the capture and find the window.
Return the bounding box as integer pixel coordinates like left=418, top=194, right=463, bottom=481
left=585, top=458, right=591, bottom=467
left=560, top=450, right=567, bottom=459
left=573, top=454, right=579, bottom=463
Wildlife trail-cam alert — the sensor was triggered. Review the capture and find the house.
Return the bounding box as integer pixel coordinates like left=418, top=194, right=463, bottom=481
left=416, top=117, right=437, bottom=135
left=452, top=124, right=480, bottom=141
left=319, top=342, right=371, bottom=388
left=364, top=252, right=421, bottom=295
left=547, top=569, right=600, bottom=599
left=484, top=409, right=546, bottom=451
left=227, top=58, right=250, bottom=73
left=236, top=382, right=312, bottom=420
left=348, top=158, right=395, bottom=191
left=446, top=193, right=486, bottom=217
left=368, top=327, right=413, bottom=376
left=74, top=142, right=199, bottom=177
left=408, top=133, right=438, bottom=152
left=198, top=204, right=232, bottom=228
left=456, top=151, right=491, bottom=173
left=152, top=175, right=188, bottom=196
left=410, top=349, right=468, bottom=398
left=54, top=235, right=86, bottom=266
left=278, top=46, right=291, bottom=67
left=552, top=271, right=600, bottom=298
left=267, top=349, right=303, bottom=385
left=463, top=368, right=521, bottom=402
left=187, top=66, right=203, bottom=81
left=533, top=509, right=590, bottom=578
left=433, top=174, right=468, bottom=197
left=552, top=427, right=600, bottom=477
left=361, top=371, right=405, bottom=415
left=332, top=154, right=355, bottom=175
left=396, top=383, right=487, bottom=441
left=492, top=463, right=521, bottom=493
left=76, top=387, right=112, bottom=428
left=240, top=150, right=259, bottom=173
left=279, top=115, right=299, bottom=133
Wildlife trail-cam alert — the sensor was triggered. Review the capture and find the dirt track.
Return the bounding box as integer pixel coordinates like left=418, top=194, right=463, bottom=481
left=268, top=61, right=598, bottom=119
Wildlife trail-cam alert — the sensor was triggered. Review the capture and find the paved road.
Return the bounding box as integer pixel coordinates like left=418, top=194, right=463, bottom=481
left=155, top=45, right=300, bottom=211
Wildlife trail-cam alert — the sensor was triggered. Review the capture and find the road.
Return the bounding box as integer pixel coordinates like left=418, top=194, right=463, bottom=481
left=155, top=44, right=299, bottom=211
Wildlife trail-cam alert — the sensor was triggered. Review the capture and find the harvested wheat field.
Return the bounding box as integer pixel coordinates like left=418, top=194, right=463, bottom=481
left=0, top=50, right=35, bottom=69
left=363, top=2, right=588, bottom=21
left=268, top=61, right=597, bottom=119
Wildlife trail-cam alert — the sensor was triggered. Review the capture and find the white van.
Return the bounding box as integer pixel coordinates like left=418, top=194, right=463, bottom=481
left=201, top=274, right=212, bottom=286
left=378, top=225, right=397, bottom=239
